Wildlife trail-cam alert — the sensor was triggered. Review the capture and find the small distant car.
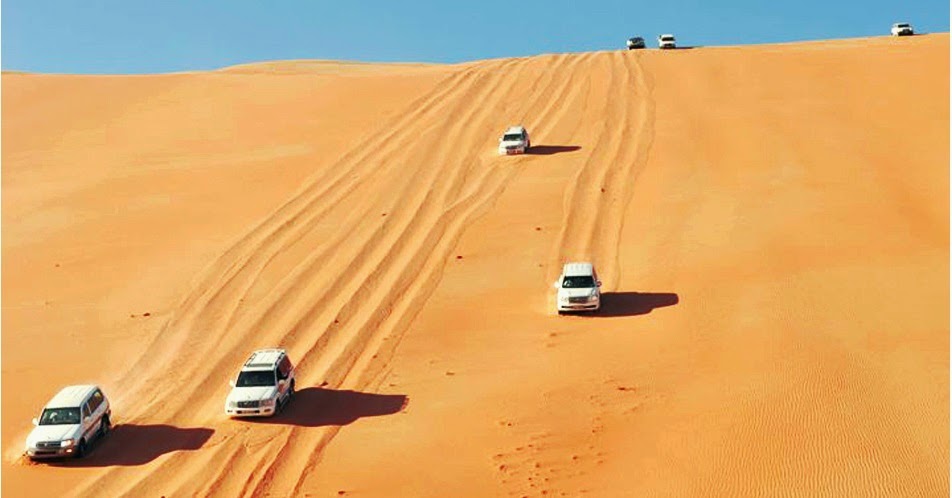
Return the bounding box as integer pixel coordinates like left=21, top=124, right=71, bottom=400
left=225, top=348, right=296, bottom=417
left=891, top=23, right=914, bottom=36
left=658, top=34, right=677, bottom=49
left=554, top=262, right=602, bottom=313
left=627, top=37, right=646, bottom=50
left=498, top=126, right=531, bottom=155
left=25, top=385, right=111, bottom=460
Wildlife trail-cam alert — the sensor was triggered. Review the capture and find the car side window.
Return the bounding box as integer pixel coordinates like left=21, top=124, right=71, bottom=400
left=88, top=391, right=103, bottom=412
left=81, top=403, right=91, bottom=420
left=277, top=358, right=291, bottom=380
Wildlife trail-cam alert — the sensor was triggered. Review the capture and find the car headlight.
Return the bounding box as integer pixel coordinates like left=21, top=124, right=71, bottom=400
left=60, top=439, right=75, bottom=447
left=260, top=399, right=275, bottom=407
left=227, top=401, right=237, bottom=408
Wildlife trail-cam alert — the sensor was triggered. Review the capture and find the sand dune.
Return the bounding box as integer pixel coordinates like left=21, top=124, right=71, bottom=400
left=2, top=34, right=948, bottom=497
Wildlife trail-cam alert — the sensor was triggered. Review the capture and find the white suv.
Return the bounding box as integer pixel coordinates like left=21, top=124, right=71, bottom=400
left=554, top=262, right=602, bottom=313
left=891, top=23, right=914, bottom=36
left=498, top=126, right=531, bottom=155
left=658, top=34, right=677, bottom=49
left=25, top=385, right=111, bottom=460
left=225, top=349, right=296, bottom=417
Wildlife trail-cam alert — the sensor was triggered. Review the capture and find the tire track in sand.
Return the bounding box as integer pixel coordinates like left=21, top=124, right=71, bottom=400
left=245, top=53, right=597, bottom=498
left=67, top=62, right=500, bottom=498
left=548, top=51, right=656, bottom=291
left=71, top=54, right=594, bottom=497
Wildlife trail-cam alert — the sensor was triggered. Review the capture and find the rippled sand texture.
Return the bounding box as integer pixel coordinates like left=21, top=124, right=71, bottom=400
left=3, top=34, right=948, bottom=497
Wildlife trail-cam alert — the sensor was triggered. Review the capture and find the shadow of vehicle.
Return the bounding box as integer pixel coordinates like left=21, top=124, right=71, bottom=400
left=48, top=424, right=213, bottom=467
left=597, top=292, right=679, bottom=317
left=526, top=145, right=581, bottom=155
left=249, top=388, right=408, bottom=427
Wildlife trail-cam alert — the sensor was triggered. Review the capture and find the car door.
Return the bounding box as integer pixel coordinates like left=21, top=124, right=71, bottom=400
left=276, top=359, right=291, bottom=401
left=87, top=390, right=105, bottom=433
left=80, top=402, right=96, bottom=441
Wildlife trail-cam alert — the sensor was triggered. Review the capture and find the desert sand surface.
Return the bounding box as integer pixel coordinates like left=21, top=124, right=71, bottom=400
left=2, top=33, right=948, bottom=497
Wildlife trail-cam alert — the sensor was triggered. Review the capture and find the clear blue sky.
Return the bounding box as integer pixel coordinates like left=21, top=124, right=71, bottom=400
left=2, top=0, right=948, bottom=74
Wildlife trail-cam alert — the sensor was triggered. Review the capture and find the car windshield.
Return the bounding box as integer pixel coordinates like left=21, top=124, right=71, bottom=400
left=503, top=133, right=523, bottom=142
left=630, top=38, right=642, bottom=42
left=562, top=276, right=596, bottom=288
left=39, top=407, right=81, bottom=425
left=896, top=24, right=910, bottom=28
left=661, top=36, right=675, bottom=41
left=236, top=370, right=276, bottom=387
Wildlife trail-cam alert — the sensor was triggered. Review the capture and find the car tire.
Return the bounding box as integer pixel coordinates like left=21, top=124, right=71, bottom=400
left=99, top=415, right=111, bottom=438
left=75, top=439, right=87, bottom=459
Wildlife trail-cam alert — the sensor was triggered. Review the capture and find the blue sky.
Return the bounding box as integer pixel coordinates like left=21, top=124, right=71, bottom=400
left=2, top=0, right=949, bottom=74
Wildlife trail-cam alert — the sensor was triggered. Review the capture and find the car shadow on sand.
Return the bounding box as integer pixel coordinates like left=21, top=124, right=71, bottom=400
left=48, top=424, right=213, bottom=467
left=527, top=145, right=581, bottom=155
left=250, top=388, right=408, bottom=427
left=596, top=292, right=679, bottom=317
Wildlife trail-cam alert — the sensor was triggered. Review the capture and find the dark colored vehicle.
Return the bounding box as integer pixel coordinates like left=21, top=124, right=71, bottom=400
left=627, top=37, right=646, bottom=50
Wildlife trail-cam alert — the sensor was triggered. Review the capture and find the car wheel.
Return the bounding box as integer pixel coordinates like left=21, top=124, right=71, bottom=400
left=288, top=380, right=296, bottom=399
left=75, top=439, right=87, bottom=459
left=99, top=415, right=111, bottom=438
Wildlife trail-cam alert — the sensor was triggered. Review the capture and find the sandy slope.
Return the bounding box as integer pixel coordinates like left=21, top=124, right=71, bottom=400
left=2, top=34, right=948, bottom=497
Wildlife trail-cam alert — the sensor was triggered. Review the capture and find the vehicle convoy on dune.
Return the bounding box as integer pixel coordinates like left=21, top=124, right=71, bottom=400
left=24, top=350, right=297, bottom=461
left=498, top=125, right=531, bottom=155
left=7, top=28, right=948, bottom=496
left=25, top=385, right=111, bottom=460
left=225, top=349, right=296, bottom=417
left=891, top=22, right=914, bottom=36
left=554, top=262, right=602, bottom=314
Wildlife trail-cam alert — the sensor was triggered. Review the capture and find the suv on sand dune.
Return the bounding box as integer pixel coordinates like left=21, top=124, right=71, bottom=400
left=627, top=37, right=646, bottom=49
left=225, top=349, right=296, bottom=418
left=554, top=262, right=602, bottom=314
left=25, top=385, right=111, bottom=460
left=658, top=34, right=677, bottom=49
left=498, top=126, right=531, bottom=155
left=891, top=23, right=914, bottom=36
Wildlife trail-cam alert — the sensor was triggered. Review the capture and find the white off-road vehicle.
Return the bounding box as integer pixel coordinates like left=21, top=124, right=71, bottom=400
left=498, top=126, right=531, bottom=155
left=25, top=385, right=112, bottom=460
left=891, top=23, right=914, bottom=36
left=225, top=349, right=296, bottom=417
left=554, top=262, right=602, bottom=313
left=658, top=34, right=677, bottom=49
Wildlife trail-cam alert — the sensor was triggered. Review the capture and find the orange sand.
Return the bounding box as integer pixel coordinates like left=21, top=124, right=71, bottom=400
left=2, top=34, right=948, bottom=497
